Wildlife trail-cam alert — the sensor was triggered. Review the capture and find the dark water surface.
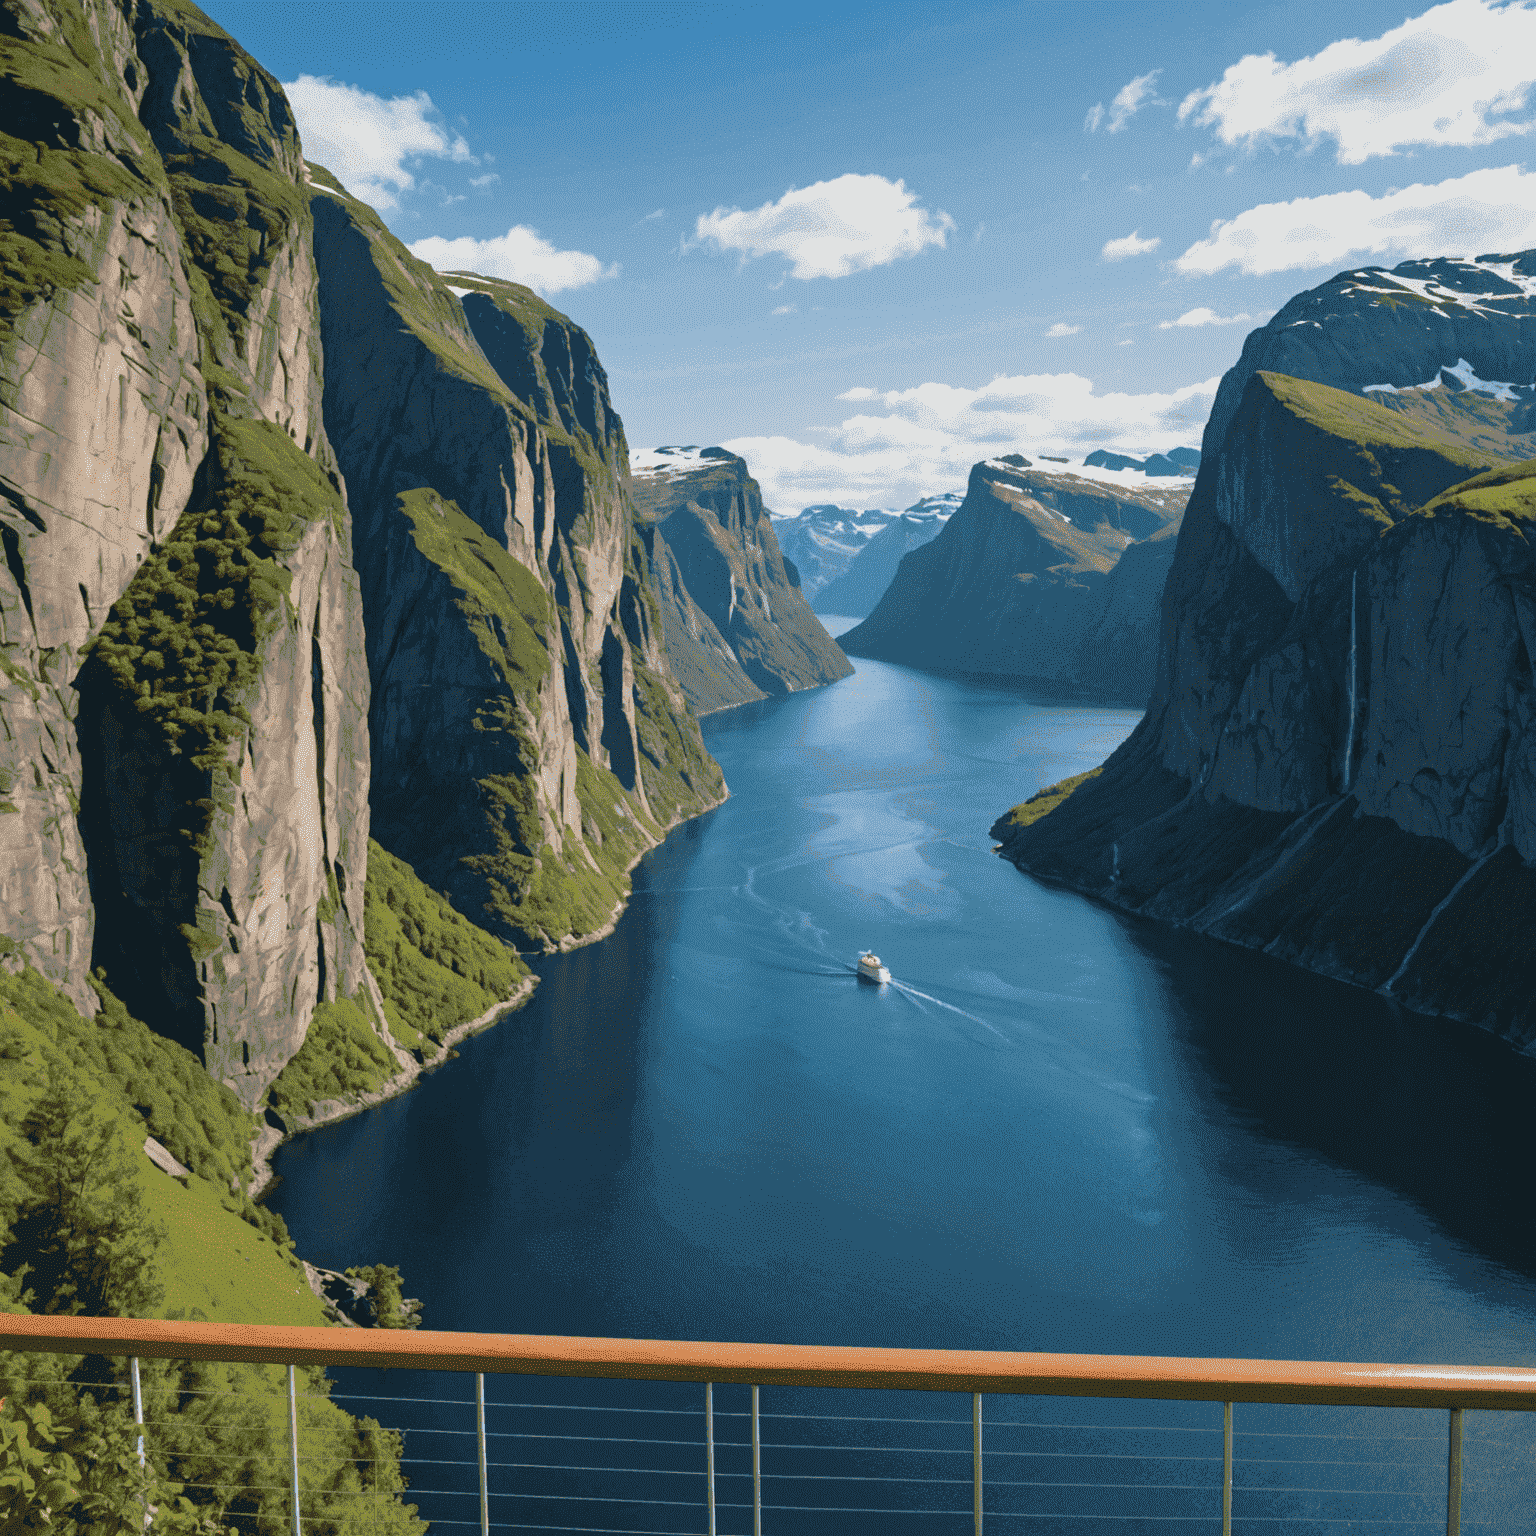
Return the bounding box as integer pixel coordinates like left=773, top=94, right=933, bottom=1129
left=272, top=634, right=1536, bottom=1532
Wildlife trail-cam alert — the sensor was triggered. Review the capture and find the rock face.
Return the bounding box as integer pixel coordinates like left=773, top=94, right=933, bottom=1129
left=629, top=447, right=853, bottom=714
left=840, top=456, right=1188, bottom=701
left=813, top=495, right=960, bottom=617
left=2, top=0, right=367, bottom=1105
left=0, top=0, right=727, bottom=1112
left=994, top=252, right=1536, bottom=1038
left=311, top=210, right=723, bottom=951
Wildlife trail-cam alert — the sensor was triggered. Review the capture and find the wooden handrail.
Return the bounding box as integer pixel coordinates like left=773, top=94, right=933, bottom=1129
left=2, top=1315, right=1534, bottom=1410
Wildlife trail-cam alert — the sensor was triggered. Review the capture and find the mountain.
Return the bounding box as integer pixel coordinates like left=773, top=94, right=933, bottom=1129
left=772, top=502, right=897, bottom=598
left=813, top=493, right=961, bottom=616
left=629, top=447, right=853, bottom=713
left=840, top=456, right=1188, bottom=700
left=1085, top=447, right=1201, bottom=476
left=0, top=0, right=725, bottom=1126
left=994, top=252, right=1536, bottom=1037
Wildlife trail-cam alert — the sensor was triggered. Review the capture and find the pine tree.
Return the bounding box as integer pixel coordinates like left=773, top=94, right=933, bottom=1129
left=1, top=1068, right=165, bottom=1317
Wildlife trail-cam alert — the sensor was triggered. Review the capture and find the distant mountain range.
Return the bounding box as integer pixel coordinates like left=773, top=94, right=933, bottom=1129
left=773, top=495, right=962, bottom=602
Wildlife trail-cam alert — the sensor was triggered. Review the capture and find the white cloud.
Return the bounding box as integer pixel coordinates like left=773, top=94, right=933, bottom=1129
left=1117, top=339, right=1136, bottom=346
left=693, top=173, right=955, bottom=280
left=286, top=75, right=472, bottom=211
left=722, top=371, right=1217, bottom=510
left=1159, top=307, right=1254, bottom=328
left=1174, top=162, right=1536, bottom=275
left=409, top=226, right=619, bottom=295
left=771, top=304, right=797, bottom=315
left=469, top=173, right=500, bottom=189
left=1046, top=322, right=1081, bottom=337
left=1178, top=0, right=1536, bottom=164
left=1085, top=69, right=1166, bottom=135
left=643, top=208, right=667, bottom=222
left=1102, top=229, right=1162, bottom=261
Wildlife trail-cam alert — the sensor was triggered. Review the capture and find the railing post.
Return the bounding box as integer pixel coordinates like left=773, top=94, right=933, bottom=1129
left=751, top=1384, right=761, bottom=1536
left=1222, top=1401, right=1233, bottom=1536
left=287, top=1363, right=302, bottom=1536
left=130, top=1356, right=147, bottom=1528
left=705, top=1381, right=716, bottom=1536
left=477, top=1372, right=489, bottom=1536
left=973, top=1391, right=983, bottom=1536
left=1447, top=1406, right=1463, bottom=1536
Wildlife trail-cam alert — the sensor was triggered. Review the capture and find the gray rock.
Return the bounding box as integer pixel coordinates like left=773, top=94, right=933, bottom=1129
left=630, top=449, right=853, bottom=714
left=995, top=249, right=1536, bottom=1038
left=841, top=459, right=1187, bottom=696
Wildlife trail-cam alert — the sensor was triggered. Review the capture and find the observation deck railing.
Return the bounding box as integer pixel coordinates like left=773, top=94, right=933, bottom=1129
left=3, top=1314, right=1535, bottom=1534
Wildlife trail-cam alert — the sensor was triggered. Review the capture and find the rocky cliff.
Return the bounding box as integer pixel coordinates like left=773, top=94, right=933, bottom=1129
left=2, top=0, right=368, bottom=1106
left=629, top=447, right=853, bottom=714
left=840, top=456, right=1187, bottom=701
left=994, top=252, right=1536, bottom=1037
left=813, top=494, right=960, bottom=617
left=0, top=0, right=726, bottom=1116
left=309, top=200, right=723, bottom=951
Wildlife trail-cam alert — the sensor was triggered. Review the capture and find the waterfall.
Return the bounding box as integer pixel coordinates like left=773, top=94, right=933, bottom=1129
left=1343, top=569, right=1358, bottom=791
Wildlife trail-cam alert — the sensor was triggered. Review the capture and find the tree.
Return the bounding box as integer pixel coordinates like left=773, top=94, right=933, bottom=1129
left=1, top=1069, right=165, bottom=1317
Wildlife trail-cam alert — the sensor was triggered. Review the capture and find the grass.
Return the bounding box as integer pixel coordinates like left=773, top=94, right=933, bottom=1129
left=265, top=994, right=397, bottom=1123
left=1257, top=371, right=1520, bottom=475
left=363, top=839, right=529, bottom=1055
left=999, top=767, right=1104, bottom=832
left=0, top=6, right=154, bottom=321
left=1416, top=456, right=1536, bottom=530
left=395, top=487, right=551, bottom=687
left=140, top=1161, right=329, bottom=1326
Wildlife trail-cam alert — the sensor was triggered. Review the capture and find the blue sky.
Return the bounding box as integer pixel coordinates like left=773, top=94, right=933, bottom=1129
left=209, top=0, right=1536, bottom=511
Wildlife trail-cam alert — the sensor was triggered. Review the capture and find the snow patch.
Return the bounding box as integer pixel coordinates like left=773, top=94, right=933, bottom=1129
left=632, top=445, right=712, bottom=477
left=1363, top=357, right=1525, bottom=401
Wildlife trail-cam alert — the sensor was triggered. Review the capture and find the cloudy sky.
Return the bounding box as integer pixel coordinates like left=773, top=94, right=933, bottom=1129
left=211, top=0, right=1536, bottom=511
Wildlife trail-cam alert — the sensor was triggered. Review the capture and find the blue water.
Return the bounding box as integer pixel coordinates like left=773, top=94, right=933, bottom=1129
left=271, top=634, right=1536, bottom=1533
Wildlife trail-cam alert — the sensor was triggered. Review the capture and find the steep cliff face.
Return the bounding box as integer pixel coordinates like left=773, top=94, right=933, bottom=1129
left=812, top=495, right=959, bottom=617
left=309, top=193, right=723, bottom=950
left=995, top=251, right=1536, bottom=1037
left=1, top=0, right=367, bottom=1105
left=629, top=447, right=853, bottom=714
left=840, top=456, right=1187, bottom=697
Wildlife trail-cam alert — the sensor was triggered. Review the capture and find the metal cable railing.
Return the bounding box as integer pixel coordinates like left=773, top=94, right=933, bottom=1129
left=2, top=1316, right=1534, bottom=1534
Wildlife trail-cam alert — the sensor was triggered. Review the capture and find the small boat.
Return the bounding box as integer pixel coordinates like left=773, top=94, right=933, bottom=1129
left=857, top=951, right=891, bottom=985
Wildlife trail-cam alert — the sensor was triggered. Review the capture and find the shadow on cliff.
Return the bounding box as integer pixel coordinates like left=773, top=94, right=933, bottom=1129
left=1109, top=912, right=1536, bottom=1285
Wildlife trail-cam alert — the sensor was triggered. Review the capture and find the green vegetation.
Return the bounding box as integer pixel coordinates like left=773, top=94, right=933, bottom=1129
left=1257, top=371, right=1520, bottom=475
left=395, top=487, right=551, bottom=686
left=999, top=767, right=1104, bottom=832
left=307, top=167, right=514, bottom=402
left=0, top=961, right=424, bottom=1532
left=265, top=995, right=395, bottom=1125
left=364, top=840, right=528, bottom=1055
left=342, top=1265, right=421, bottom=1330
left=1416, top=456, right=1536, bottom=530
left=0, top=2, right=154, bottom=322
left=89, top=415, right=346, bottom=850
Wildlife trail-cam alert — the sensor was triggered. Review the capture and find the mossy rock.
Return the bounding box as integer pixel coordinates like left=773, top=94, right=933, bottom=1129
left=998, top=767, right=1104, bottom=832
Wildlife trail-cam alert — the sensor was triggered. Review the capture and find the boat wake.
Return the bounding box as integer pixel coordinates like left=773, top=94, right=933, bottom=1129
left=888, top=980, right=1010, bottom=1042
